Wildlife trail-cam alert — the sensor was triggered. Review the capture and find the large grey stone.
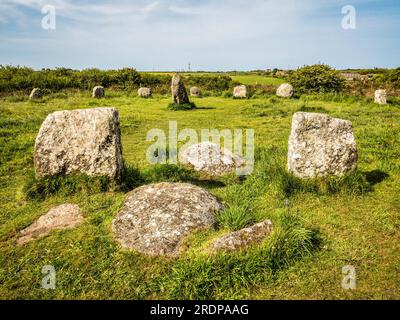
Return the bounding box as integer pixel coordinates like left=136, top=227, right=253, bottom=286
left=233, top=85, right=247, bottom=98
left=276, top=83, right=294, bottom=98
left=180, top=142, right=245, bottom=176
left=212, top=220, right=273, bottom=252
left=112, top=182, right=224, bottom=256
left=375, top=89, right=387, bottom=105
left=138, top=87, right=152, bottom=98
left=288, top=112, right=358, bottom=178
left=29, top=88, right=42, bottom=100
left=92, top=86, right=105, bottom=98
left=34, top=108, right=123, bottom=181
left=190, top=86, right=201, bottom=97
left=171, top=74, right=190, bottom=104
left=17, top=204, right=83, bottom=245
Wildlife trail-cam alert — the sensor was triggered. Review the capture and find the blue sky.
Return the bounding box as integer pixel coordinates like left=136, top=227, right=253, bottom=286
left=0, top=0, right=399, bottom=71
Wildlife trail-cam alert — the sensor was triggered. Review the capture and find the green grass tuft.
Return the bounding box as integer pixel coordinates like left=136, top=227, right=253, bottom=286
left=167, top=102, right=197, bottom=111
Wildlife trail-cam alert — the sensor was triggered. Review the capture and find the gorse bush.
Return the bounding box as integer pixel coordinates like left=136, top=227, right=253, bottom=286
left=288, top=64, right=345, bottom=94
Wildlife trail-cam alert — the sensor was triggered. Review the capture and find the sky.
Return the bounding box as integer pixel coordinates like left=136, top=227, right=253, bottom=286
left=0, top=0, right=399, bottom=71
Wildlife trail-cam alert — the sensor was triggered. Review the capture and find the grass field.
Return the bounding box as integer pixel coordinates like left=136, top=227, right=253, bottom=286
left=0, top=88, right=399, bottom=299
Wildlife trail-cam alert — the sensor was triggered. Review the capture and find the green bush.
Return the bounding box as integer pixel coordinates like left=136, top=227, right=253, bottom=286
left=288, top=64, right=345, bottom=94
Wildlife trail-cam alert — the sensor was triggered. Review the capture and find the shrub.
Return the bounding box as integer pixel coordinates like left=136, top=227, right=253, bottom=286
left=288, top=64, right=345, bottom=94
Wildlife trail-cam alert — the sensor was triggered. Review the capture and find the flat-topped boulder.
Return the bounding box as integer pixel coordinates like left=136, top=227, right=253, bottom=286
left=233, top=85, right=247, bottom=98
left=171, top=74, right=190, bottom=104
left=288, top=112, right=358, bottom=178
left=180, top=142, right=245, bottom=176
left=212, top=220, right=273, bottom=252
left=17, top=204, right=83, bottom=245
left=112, top=182, right=224, bottom=256
left=29, top=88, right=42, bottom=100
left=34, top=108, right=123, bottom=181
left=276, top=83, right=294, bottom=98
left=138, top=87, right=152, bottom=98
left=375, top=89, right=387, bottom=105
left=92, top=86, right=105, bottom=98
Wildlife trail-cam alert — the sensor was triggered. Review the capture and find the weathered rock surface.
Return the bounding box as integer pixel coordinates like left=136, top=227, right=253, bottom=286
left=17, top=204, right=83, bottom=245
left=212, top=220, right=273, bottom=252
left=138, top=87, right=152, bottom=98
left=190, top=86, right=201, bottom=97
left=375, top=89, right=387, bottom=105
left=180, top=142, right=245, bottom=176
left=112, top=183, right=224, bottom=256
left=34, top=108, right=123, bottom=180
left=92, top=86, right=105, bottom=98
left=288, top=112, right=358, bottom=178
left=276, top=83, right=294, bottom=98
left=171, top=74, right=190, bottom=104
left=29, top=88, right=42, bottom=100
left=233, top=85, right=247, bottom=98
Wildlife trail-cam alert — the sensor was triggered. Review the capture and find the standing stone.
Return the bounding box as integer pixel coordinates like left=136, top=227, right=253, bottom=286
left=17, top=204, right=83, bottom=245
left=138, top=87, right=152, bottom=98
left=212, top=220, right=273, bottom=252
left=180, top=142, right=245, bottom=176
left=92, top=86, right=105, bottom=98
left=375, top=89, right=387, bottom=105
left=112, top=182, right=224, bottom=256
left=29, top=88, right=42, bottom=100
left=233, top=85, right=247, bottom=98
left=171, top=74, right=190, bottom=104
left=190, top=86, right=201, bottom=97
left=288, top=112, right=358, bottom=178
left=276, top=83, right=294, bottom=98
left=34, top=108, right=123, bottom=181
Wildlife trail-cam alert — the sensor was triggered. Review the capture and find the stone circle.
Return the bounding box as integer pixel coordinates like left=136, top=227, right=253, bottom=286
left=29, top=88, right=42, bottom=100
left=375, top=89, right=387, bottom=105
left=138, top=87, right=152, bottom=98
left=92, top=86, right=105, bottom=98
left=233, top=85, right=247, bottom=98
left=276, top=83, right=294, bottom=98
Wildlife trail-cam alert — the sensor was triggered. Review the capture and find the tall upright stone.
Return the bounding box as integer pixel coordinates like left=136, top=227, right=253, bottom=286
left=288, top=112, right=358, bottom=178
left=375, top=89, right=387, bottom=105
left=34, top=108, right=123, bottom=181
left=171, top=74, right=190, bottom=104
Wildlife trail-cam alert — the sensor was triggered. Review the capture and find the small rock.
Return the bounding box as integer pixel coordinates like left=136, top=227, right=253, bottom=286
left=180, top=142, right=245, bottom=176
left=212, top=220, right=273, bottom=252
left=17, top=204, right=83, bottom=245
left=288, top=112, right=358, bottom=178
left=233, top=85, right=247, bottom=98
left=375, top=89, right=387, bottom=105
left=29, top=88, right=42, bottom=100
left=276, top=83, right=294, bottom=98
left=138, top=87, right=152, bottom=98
left=112, top=182, right=224, bottom=256
left=171, top=74, right=190, bottom=104
left=34, top=108, right=123, bottom=181
left=92, top=86, right=105, bottom=98
left=190, top=87, right=201, bottom=97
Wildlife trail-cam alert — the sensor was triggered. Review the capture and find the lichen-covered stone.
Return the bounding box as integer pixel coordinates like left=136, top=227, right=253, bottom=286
left=288, top=112, right=358, bottom=178
left=212, top=220, right=273, bottom=252
left=29, top=88, right=42, bottom=100
left=375, top=89, right=387, bottom=105
left=112, top=182, right=224, bottom=256
left=190, top=86, right=201, bottom=97
left=233, top=85, right=247, bottom=98
left=171, top=74, right=190, bottom=104
left=138, top=87, right=152, bottom=98
left=17, top=204, right=83, bottom=245
left=276, top=83, right=294, bottom=98
left=92, top=86, right=105, bottom=98
left=34, top=108, right=123, bottom=180
left=180, top=142, right=245, bottom=176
